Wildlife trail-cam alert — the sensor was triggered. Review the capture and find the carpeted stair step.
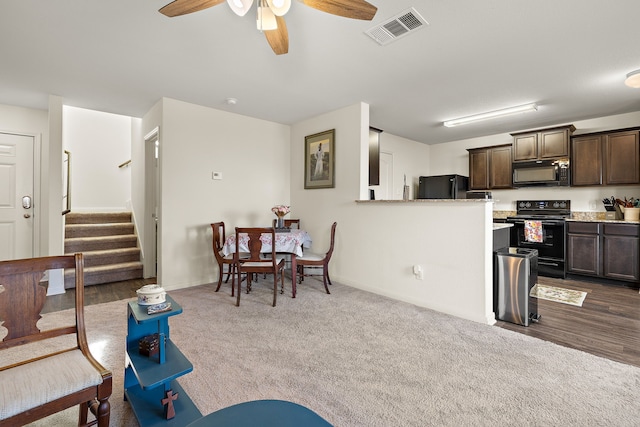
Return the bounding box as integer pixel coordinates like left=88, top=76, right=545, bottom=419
left=64, top=261, right=143, bottom=288
left=81, top=247, right=141, bottom=268
left=65, top=222, right=134, bottom=238
left=65, top=235, right=138, bottom=253
left=63, top=211, right=144, bottom=287
left=65, top=212, right=132, bottom=225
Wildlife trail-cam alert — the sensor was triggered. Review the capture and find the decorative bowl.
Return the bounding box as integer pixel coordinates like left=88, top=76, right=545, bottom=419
left=136, top=284, right=166, bottom=305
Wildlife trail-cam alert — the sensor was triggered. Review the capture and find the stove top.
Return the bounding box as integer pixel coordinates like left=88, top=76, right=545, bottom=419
left=514, top=199, right=571, bottom=218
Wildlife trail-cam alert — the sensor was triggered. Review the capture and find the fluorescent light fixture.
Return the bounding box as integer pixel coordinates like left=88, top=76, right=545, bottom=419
left=625, top=69, right=640, bottom=88
left=443, top=103, right=538, bottom=127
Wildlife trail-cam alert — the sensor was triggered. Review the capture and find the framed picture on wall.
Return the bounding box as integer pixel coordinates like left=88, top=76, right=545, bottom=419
left=304, top=129, right=335, bottom=189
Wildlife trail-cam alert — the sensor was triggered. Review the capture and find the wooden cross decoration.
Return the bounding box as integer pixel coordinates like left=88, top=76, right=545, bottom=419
left=161, top=389, right=179, bottom=419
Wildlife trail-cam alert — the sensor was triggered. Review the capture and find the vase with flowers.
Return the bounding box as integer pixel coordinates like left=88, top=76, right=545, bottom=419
left=271, top=205, right=290, bottom=229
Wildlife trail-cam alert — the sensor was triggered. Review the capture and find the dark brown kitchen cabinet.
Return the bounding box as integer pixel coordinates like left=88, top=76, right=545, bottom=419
left=567, top=222, right=601, bottom=276
left=571, top=129, right=640, bottom=186
left=571, top=135, right=603, bottom=186
left=467, top=144, right=512, bottom=190
left=512, top=125, right=575, bottom=162
left=604, top=130, right=640, bottom=185
left=567, top=221, right=639, bottom=283
left=602, top=223, right=639, bottom=282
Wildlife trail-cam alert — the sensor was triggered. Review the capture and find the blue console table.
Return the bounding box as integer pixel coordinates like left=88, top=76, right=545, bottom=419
left=124, top=295, right=202, bottom=426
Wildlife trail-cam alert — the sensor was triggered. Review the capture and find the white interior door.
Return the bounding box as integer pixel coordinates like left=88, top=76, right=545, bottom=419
left=0, top=132, right=34, bottom=261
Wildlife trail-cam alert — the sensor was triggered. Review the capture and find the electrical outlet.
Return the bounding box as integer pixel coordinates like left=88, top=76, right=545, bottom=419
left=413, top=265, right=424, bottom=280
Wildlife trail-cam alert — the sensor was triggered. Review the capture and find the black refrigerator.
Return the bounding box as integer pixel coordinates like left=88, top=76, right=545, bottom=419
left=417, top=174, right=468, bottom=199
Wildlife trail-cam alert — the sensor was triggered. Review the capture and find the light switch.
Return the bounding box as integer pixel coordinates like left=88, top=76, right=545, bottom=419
left=212, top=172, right=222, bottom=180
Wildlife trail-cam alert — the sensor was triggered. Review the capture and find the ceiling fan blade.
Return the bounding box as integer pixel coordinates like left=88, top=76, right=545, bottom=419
left=264, top=16, right=289, bottom=55
left=159, top=0, right=226, bottom=17
left=300, top=0, right=377, bottom=21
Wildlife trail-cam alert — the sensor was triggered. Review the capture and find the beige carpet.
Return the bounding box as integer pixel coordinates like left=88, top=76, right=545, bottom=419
left=25, top=279, right=640, bottom=426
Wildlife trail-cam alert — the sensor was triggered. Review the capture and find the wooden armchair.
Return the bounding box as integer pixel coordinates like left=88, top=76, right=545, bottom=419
left=0, top=254, right=112, bottom=426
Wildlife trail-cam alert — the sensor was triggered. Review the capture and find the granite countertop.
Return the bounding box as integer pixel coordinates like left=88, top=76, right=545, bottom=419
left=493, top=223, right=513, bottom=230
left=356, top=199, right=493, bottom=203
left=492, top=210, right=639, bottom=224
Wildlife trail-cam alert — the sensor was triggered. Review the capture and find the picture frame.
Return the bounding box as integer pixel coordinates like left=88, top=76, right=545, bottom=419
left=304, top=129, right=335, bottom=189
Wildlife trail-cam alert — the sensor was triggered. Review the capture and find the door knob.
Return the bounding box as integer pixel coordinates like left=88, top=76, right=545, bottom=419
left=24, top=214, right=31, bottom=218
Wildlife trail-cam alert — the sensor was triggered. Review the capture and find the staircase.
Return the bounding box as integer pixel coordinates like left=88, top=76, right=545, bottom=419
left=64, top=212, right=144, bottom=288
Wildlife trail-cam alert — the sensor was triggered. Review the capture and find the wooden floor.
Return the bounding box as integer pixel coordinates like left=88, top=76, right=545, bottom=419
left=496, top=275, right=640, bottom=368
left=43, top=276, right=640, bottom=368
left=41, top=277, right=156, bottom=314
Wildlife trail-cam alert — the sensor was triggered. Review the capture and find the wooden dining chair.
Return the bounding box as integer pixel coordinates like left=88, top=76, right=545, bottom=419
left=211, top=222, right=238, bottom=296
left=270, top=219, right=301, bottom=273
left=0, top=253, right=112, bottom=426
left=271, top=218, right=301, bottom=229
left=296, top=222, right=337, bottom=296
left=235, top=227, right=285, bottom=307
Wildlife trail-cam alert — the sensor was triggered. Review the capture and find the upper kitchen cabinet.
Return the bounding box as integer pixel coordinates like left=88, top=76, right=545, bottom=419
left=467, top=144, right=512, bottom=190
left=604, top=130, right=639, bottom=185
left=571, top=134, right=603, bottom=186
left=511, top=125, right=575, bottom=161
left=571, top=128, right=640, bottom=186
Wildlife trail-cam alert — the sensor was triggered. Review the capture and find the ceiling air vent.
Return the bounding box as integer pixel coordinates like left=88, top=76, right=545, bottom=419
left=365, top=7, right=428, bottom=46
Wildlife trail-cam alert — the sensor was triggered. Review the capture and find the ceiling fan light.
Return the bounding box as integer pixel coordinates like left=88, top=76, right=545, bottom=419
left=266, top=0, right=291, bottom=16
left=227, top=0, right=253, bottom=16
left=625, top=69, right=640, bottom=88
left=257, top=2, right=278, bottom=31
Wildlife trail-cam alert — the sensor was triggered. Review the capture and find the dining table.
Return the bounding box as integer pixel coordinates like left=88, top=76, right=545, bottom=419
left=222, top=229, right=312, bottom=296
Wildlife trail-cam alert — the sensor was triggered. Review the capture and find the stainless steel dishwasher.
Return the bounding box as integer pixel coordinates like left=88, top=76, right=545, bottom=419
left=494, top=247, right=540, bottom=326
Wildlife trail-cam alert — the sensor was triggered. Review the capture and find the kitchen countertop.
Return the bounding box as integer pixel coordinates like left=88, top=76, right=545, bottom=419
left=566, top=217, right=639, bottom=224
left=493, top=223, right=513, bottom=230
left=493, top=210, right=639, bottom=224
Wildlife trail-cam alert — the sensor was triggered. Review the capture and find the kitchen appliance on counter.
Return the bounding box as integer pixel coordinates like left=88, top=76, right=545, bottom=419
left=418, top=174, right=468, bottom=199
left=512, top=158, right=570, bottom=187
left=506, top=200, right=570, bottom=278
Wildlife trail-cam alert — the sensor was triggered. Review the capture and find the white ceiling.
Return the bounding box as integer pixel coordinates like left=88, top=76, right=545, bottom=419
left=2, top=0, right=640, bottom=145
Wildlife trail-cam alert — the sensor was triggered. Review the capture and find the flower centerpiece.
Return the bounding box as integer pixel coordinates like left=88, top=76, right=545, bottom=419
left=271, top=205, right=290, bottom=229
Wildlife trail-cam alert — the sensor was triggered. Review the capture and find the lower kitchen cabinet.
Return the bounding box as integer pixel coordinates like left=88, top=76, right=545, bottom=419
left=567, top=222, right=639, bottom=283
left=603, top=223, right=640, bottom=281
left=567, top=222, right=601, bottom=276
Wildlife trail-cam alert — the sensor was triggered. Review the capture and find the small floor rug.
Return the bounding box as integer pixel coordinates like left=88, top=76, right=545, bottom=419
left=530, top=284, right=587, bottom=307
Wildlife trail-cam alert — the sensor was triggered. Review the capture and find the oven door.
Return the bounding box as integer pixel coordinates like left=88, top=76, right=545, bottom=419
left=507, top=219, right=566, bottom=278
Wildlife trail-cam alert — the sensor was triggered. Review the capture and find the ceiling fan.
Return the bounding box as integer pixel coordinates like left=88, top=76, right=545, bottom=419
left=159, top=0, right=378, bottom=55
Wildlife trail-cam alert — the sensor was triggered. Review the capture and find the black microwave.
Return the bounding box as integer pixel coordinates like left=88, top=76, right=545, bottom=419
left=512, top=158, right=570, bottom=187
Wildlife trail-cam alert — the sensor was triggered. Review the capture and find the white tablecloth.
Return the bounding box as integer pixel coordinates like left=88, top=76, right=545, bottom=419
left=222, top=230, right=312, bottom=257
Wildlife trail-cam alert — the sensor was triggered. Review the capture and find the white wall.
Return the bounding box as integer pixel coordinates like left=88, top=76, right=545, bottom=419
left=146, top=98, right=291, bottom=289
left=429, top=111, right=640, bottom=211
left=374, top=132, right=432, bottom=200
left=63, top=106, right=132, bottom=211
left=291, top=103, right=495, bottom=324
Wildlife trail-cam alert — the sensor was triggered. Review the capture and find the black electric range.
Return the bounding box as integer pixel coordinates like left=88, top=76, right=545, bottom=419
left=506, top=200, right=571, bottom=278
